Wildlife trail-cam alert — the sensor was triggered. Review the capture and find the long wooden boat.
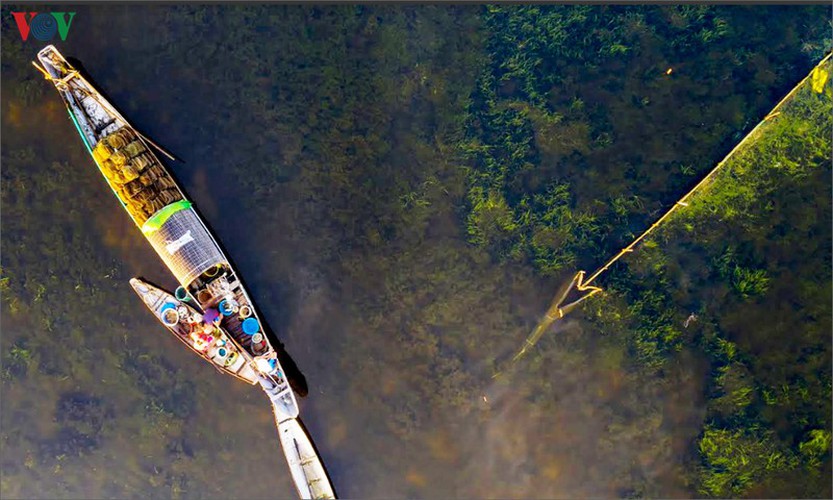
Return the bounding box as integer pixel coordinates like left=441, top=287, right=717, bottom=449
left=34, top=45, right=298, bottom=422
left=129, top=277, right=259, bottom=384
left=36, top=44, right=337, bottom=499
left=278, top=418, right=337, bottom=499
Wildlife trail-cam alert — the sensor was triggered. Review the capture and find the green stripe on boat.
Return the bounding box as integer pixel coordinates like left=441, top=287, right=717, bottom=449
left=67, top=109, right=93, bottom=156
left=141, top=200, right=192, bottom=234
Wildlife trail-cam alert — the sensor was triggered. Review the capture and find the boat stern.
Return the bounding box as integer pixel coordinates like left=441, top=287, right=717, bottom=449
left=35, top=45, right=73, bottom=81
left=259, top=376, right=300, bottom=422
left=277, top=418, right=336, bottom=500
left=129, top=277, right=165, bottom=310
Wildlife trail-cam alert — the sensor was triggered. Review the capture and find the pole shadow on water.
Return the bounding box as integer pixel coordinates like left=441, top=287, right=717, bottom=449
left=65, top=55, right=309, bottom=398
left=193, top=205, right=308, bottom=398
left=260, top=318, right=309, bottom=398
left=179, top=172, right=309, bottom=398
left=65, top=56, right=184, bottom=163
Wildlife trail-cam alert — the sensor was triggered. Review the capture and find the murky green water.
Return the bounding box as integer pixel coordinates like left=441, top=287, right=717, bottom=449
left=2, top=5, right=829, bottom=499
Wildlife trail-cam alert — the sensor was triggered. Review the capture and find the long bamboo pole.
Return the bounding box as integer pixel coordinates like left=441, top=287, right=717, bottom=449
left=500, top=52, right=832, bottom=374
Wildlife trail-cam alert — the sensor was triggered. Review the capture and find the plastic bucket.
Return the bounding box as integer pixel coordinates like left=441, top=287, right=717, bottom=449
left=196, top=290, right=212, bottom=303
left=162, top=308, right=179, bottom=327
left=205, top=264, right=221, bottom=278
left=238, top=305, right=252, bottom=319
left=175, top=286, right=190, bottom=302
left=242, top=317, right=260, bottom=335
left=252, top=333, right=264, bottom=344
left=219, top=300, right=235, bottom=317
left=211, top=348, right=227, bottom=366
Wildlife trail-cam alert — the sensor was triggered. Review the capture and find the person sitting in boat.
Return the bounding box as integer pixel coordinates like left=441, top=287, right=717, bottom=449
left=202, top=308, right=222, bottom=326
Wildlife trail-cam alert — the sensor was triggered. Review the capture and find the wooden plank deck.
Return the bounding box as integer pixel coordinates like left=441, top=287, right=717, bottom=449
left=220, top=287, right=257, bottom=354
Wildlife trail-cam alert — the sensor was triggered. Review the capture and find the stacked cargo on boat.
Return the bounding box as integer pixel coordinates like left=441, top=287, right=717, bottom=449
left=92, top=128, right=183, bottom=224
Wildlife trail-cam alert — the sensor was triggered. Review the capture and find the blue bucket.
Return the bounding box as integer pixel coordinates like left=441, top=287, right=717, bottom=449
left=160, top=302, right=177, bottom=313
left=242, top=317, right=260, bottom=335
left=219, top=299, right=234, bottom=316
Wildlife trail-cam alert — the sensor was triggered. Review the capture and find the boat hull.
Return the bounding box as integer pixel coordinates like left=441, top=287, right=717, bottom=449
left=36, top=44, right=299, bottom=419
left=129, top=278, right=259, bottom=384
left=37, top=44, right=318, bottom=495
left=277, top=418, right=336, bottom=500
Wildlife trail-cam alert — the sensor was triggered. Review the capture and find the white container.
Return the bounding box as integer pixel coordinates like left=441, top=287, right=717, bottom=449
left=162, top=308, right=179, bottom=327
left=211, top=347, right=229, bottom=365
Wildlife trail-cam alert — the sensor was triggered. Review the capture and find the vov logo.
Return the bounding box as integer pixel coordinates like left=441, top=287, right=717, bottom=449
left=11, top=12, right=76, bottom=42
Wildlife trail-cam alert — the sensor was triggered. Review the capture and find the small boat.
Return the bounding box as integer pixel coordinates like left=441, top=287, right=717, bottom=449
left=129, top=277, right=259, bottom=385
left=277, top=418, right=337, bottom=500
left=35, top=45, right=299, bottom=422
